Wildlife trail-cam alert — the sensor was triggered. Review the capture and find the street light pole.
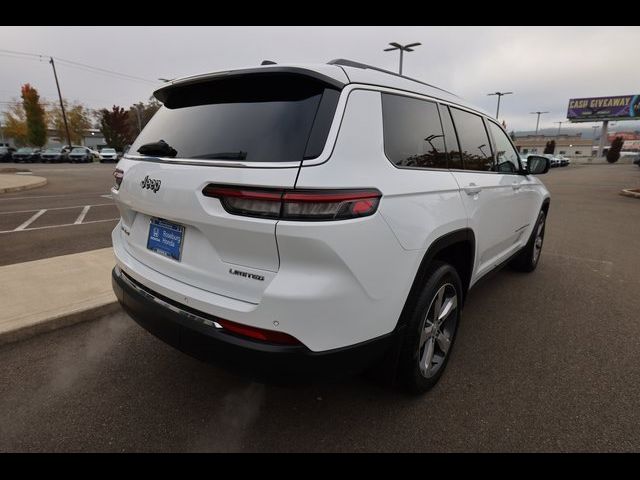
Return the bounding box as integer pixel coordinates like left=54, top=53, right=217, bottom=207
left=384, top=42, right=421, bottom=75
left=554, top=121, right=564, bottom=136
left=133, top=105, right=142, bottom=133
left=49, top=57, right=72, bottom=149
left=530, top=111, right=549, bottom=135
left=487, top=91, right=513, bottom=120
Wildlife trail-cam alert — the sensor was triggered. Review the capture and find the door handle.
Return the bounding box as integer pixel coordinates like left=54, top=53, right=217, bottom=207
left=511, top=182, right=522, bottom=191
left=464, top=183, right=481, bottom=196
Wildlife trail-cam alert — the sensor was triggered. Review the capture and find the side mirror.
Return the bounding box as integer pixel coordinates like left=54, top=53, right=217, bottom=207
left=525, top=155, right=550, bottom=175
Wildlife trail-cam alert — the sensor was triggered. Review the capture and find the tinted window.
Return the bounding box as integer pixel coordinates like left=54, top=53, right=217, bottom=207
left=438, top=104, right=462, bottom=170
left=382, top=94, right=448, bottom=169
left=487, top=121, right=520, bottom=173
left=131, top=75, right=339, bottom=163
left=450, top=108, right=494, bottom=171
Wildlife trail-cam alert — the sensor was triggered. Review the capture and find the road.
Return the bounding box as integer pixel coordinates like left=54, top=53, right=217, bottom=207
left=0, top=163, right=639, bottom=452
left=0, top=163, right=118, bottom=266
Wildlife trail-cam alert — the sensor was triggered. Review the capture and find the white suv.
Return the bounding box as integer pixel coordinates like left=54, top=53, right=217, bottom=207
left=111, top=60, right=550, bottom=392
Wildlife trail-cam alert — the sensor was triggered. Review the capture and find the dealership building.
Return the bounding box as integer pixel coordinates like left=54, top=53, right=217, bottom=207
left=514, top=133, right=604, bottom=158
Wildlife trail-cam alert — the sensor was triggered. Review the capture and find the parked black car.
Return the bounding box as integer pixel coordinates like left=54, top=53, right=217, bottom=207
left=40, top=147, right=71, bottom=163
left=68, top=147, right=98, bottom=163
left=12, top=147, right=41, bottom=163
left=0, top=146, right=16, bottom=162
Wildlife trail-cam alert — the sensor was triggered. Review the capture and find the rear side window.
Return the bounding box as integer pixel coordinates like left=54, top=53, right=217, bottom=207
left=382, top=93, right=448, bottom=169
left=450, top=108, right=495, bottom=172
left=130, top=74, right=340, bottom=163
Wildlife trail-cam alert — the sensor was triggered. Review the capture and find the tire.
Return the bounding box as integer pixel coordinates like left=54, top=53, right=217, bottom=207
left=509, top=209, right=546, bottom=273
left=397, top=261, right=463, bottom=394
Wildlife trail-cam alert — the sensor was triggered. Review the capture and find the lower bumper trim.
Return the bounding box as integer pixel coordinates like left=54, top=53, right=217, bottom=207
left=112, top=266, right=395, bottom=380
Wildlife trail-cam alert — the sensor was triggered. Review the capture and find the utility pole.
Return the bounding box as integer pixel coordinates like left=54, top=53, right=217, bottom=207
left=487, top=91, right=513, bottom=119
left=384, top=42, right=421, bottom=75
left=530, top=111, right=549, bottom=135
left=49, top=57, right=72, bottom=149
left=554, top=121, right=564, bottom=136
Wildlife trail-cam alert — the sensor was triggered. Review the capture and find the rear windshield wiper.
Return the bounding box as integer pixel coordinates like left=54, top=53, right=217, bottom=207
left=137, top=140, right=178, bottom=158
left=190, top=151, right=247, bottom=160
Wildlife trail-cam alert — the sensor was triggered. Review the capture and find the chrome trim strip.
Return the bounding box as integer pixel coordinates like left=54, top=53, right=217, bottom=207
left=115, top=266, right=222, bottom=329
left=124, top=154, right=302, bottom=169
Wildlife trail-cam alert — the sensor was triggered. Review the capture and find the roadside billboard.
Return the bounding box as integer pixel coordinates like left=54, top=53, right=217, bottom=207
left=567, top=95, right=640, bottom=122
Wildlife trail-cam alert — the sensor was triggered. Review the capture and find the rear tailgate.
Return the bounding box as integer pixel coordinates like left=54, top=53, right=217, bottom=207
left=114, top=159, right=297, bottom=304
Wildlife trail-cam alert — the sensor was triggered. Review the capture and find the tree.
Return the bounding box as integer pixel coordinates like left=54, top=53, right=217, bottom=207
left=126, top=98, right=160, bottom=137
left=99, top=106, right=135, bottom=151
left=21, top=84, right=47, bottom=147
left=607, top=136, right=624, bottom=163
left=48, top=101, right=92, bottom=145
left=2, top=101, right=28, bottom=147
left=544, top=140, right=556, bottom=154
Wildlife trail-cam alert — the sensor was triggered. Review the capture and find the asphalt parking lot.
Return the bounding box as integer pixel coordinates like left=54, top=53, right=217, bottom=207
left=0, top=162, right=118, bottom=266
left=0, top=163, right=639, bottom=452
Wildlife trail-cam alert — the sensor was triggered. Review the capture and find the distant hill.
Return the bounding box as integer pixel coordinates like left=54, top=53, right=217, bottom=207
left=515, top=124, right=640, bottom=138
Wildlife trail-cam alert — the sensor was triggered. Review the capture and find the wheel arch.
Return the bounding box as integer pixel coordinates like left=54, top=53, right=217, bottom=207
left=397, top=228, right=475, bottom=329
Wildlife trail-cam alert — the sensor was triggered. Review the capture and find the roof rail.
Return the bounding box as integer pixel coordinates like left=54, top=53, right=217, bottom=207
left=327, top=58, right=459, bottom=98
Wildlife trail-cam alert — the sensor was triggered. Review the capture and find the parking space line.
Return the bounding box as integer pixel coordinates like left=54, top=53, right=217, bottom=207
left=0, top=192, right=111, bottom=202
left=74, top=206, right=91, bottom=225
left=14, top=210, right=47, bottom=231
left=0, top=203, right=113, bottom=215
left=0, top=218, right=119, bottom=234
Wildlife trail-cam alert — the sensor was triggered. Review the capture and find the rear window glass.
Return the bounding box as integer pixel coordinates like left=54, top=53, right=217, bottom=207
left=130, top=74, right=340, bottom=163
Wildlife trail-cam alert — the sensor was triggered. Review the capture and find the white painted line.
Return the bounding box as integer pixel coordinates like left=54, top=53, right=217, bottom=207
left=74, top=205, right=91, bottom=225
left=101, top=194, right=113, bottom=199
left=0, top=192, right=110, bottom=201
left=0, top=203, right=114, bottom=215
left=0, top=217, right=119, bottom=234
left=14, top=209, right=46, bottom=231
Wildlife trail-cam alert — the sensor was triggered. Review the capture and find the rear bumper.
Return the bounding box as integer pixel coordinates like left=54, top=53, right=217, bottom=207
left=112, top=266, right=395, bottom=379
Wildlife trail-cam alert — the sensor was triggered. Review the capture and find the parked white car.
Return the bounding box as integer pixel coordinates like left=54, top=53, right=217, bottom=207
left=111, top=60, right=551, bottom=393
left=99, top=148, right=119, bottom=163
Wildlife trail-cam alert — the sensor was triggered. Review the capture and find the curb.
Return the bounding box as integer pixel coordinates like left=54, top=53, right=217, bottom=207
left=0, top=301, right=121, bottom=346
left=0, top=177, right=47, bottom=194
left=620, top=189, right=640, bottom=199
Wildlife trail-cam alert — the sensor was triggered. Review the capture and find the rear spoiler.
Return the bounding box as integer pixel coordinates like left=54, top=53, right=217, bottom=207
left=154, top=67, right=346, bottom=106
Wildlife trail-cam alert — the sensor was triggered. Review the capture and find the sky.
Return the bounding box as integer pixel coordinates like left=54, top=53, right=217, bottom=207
left=1, top=25, right=640, bottom=133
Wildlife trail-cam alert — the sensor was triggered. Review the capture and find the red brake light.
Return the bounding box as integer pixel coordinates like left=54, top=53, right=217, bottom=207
left=202, top=185, right=381, bottom=221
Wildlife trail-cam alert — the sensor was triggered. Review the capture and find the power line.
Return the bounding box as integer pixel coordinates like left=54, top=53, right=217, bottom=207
left=0, top=49, right=157, bottom=85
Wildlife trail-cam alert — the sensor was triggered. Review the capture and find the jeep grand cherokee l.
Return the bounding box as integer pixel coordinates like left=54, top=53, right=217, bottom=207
left=111, top=60, right=550, bottom=393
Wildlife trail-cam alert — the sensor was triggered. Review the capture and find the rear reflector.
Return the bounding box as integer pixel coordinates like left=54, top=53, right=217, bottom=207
left=216, top=318, right=302, bottom=346
left=113, top=169, right=124, bottom=190
left=202, top=185, right=381, bottom=221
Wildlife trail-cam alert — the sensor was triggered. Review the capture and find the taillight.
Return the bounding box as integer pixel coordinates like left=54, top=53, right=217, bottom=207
left=113, top=169, right=124, bottom=190
left=202, top=185, right=381, bottom=221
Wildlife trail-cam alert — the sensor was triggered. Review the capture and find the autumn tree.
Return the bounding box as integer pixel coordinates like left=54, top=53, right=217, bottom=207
left=607, top=136, right=624, bottom=163
left=2, top=101, right=28, bottom=146
left=544, top=140, right=556, bottom=154
left=99, top=106, right=134, bottom=151
left=48, top=101, right=92, bottom=145
left=21, top=84, right=47, bottom=147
